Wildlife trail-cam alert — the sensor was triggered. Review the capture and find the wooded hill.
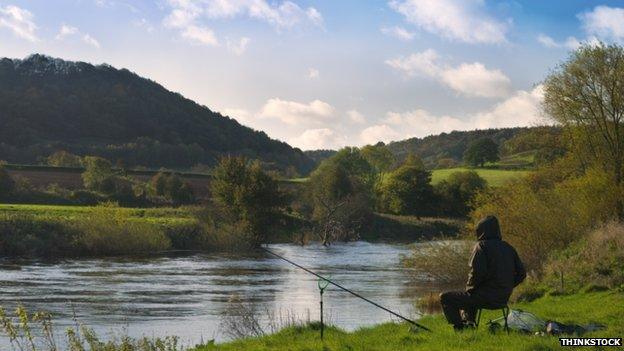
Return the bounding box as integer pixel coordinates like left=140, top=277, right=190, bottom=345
left=0, top=54, right=315, bottom=174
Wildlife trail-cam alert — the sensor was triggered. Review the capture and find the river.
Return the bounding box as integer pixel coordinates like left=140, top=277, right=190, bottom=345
left=0, top=241, right=440, bottom=346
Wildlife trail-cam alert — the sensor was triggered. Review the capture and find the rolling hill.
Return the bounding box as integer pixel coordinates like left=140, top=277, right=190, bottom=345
left=0, top=54, right=315, bottom=174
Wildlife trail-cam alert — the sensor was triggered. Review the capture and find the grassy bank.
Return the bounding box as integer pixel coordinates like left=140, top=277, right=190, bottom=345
left=0, top=203, right=196, bottom=225
left=431, top=168, right=531, bottom=187
left=196, top=291, right=623, bottom=351
left=0, top=204, right=460, bottom=257
left=361, top=213, right=464, bottom=241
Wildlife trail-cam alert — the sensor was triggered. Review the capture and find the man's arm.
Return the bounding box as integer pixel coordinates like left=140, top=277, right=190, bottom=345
left=466, top=243, right=487, bottom=292
left=513, top=249, right=526, bottom=287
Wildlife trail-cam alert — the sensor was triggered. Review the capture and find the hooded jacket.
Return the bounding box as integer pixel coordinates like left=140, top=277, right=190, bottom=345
left=466, top=216, right=526, bottom=306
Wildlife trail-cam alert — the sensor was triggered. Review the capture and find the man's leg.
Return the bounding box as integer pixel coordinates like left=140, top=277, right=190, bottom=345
left=439, top=291, right=478, bottom=329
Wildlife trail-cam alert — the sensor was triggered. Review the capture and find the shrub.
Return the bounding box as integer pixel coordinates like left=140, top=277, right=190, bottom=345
left=0, top=305, right=183, bottom=351
left=379, top=165, right=435, bottom=217
left=401, top=240, right=472, bottom=288
left=150, top=172, right=195, bottom=205
left=0, top=164, right=15, bottom=201
left=73, top=203, right=171, bottom=255
left=542, top=222, right=624, bottom=294
left=46, top=150, right=82, bottom=167
left=0, top=213, right=77, bottom=257
left=435, top=171, right=487, bottom=217
left=470, top=166, right=620, bottom=272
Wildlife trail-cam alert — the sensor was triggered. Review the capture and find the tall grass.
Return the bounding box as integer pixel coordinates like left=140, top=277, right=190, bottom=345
left=0, top=305, right=184, bottom=351
left=72, top=203, right=171, bottom=255
left=401, top=240, right=472, bottom=288
left=470, top=166, right=620, bottom=272
left=542, top=222, right=624, bottom=294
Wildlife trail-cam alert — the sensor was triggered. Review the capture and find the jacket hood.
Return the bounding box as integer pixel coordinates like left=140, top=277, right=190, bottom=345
left=476, top=215, right=501, bottom=240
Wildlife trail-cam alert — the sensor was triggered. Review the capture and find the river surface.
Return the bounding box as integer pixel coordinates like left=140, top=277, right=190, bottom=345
left=0, top=242, right=440, bottom=346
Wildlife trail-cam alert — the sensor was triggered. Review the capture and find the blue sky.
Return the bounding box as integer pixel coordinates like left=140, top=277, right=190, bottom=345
left=1, top=0, right=623, bottom=150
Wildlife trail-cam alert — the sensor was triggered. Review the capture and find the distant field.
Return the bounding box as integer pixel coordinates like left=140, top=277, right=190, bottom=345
left=431, top=168, right=531, bottom=187
left=0, top=204, right=196, bottom=225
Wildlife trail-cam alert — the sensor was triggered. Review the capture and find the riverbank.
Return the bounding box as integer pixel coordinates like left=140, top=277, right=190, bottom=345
left=0, top=204, right=464, bottom=257
left=195, top=291, right=623, bottom=351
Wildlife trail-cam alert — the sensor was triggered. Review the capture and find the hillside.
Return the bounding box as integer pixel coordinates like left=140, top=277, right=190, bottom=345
left=386, top=128, right=530, bottom=168
left=0, top=54, right=314, bottom=174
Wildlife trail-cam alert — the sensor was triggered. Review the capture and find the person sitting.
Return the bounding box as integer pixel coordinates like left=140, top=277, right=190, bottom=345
left=439, top=215, right=527, bottom=331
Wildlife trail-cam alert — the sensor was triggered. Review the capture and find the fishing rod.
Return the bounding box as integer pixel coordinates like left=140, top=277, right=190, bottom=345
left=261, top=246, right=432, bottom=332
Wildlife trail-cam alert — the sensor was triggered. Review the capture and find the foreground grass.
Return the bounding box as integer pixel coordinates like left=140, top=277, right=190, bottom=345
left=196, top=291, right=623, bottom=351
left=0, top=203, right=196, bottom=225
left=431, top=168, right=531, bottom=187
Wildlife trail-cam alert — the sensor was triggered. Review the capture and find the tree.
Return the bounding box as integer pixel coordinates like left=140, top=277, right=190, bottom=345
left=435, top=171, right=487, bottom=216
left=403, top=153, right=425, bottom=169
left=307, top=149, right=374, bottom=245
left=151, top=172, right=194, bottom=205
left=463, top=138, right=500, bottom=167
left=543, top=43, right=624, bottom=217
left=82, top=156, right=114, bottom=192
left=0, top=164, right=15, bottom=200
left=379, top=164, right=435, bottom=217
left=211, top=156, right=285, bottom=245
left=47, top=151, right=82, bottom=167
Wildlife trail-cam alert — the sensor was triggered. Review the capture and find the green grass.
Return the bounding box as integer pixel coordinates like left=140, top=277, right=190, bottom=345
left=196, top=291, right=623, bottom=351
left=431, top=168, right=531, bottom=187
left=497, top=151, right=536, bottom=168
left=0, top=203, right=196, bottom=225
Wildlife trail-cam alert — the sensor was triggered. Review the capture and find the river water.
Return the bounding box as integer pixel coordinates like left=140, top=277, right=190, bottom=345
left=0, top=242, right=440, bottom=346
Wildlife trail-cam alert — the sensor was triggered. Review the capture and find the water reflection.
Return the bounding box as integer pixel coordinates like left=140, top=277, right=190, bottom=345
left=0, top=241, right=440, bottom=345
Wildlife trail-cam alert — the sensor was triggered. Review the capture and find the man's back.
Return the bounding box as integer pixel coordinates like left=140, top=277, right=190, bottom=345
left=466, top=216, right=526, bottom=305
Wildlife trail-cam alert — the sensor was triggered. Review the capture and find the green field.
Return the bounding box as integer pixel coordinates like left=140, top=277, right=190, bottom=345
left=431, top=168, right=531, bottom=187
left=0, top=203, right=196, bottom=225
left=196, top=291, right=623, bottom=351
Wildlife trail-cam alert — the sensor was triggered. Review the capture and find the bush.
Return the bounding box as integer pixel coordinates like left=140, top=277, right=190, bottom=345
left=542, top=222, right=624, bottom=294
left=0, top=164, right=15, bottom=201
left=73, top=203, right=171, bottom=255
left=150, top=172, right=195, bottom=205
left=435, top=171, right=487, bottom=217
left=379, top=165, right=435, bottom=217
left=470, top=166, right=620, bottom=272
left=402, top=240, right=472, bottom=288
left=0, top=213, right=77, bottom=257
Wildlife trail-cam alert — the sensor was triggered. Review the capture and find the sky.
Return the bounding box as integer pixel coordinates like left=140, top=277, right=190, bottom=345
left=1, top=0, right=624, bottom=150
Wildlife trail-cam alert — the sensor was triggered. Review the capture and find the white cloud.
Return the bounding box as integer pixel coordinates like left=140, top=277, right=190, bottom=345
left=82, top=34, right=101, bottom=48
left=439, top=63, right=511, bottom=98
left=0, top=5, right=38, bottom=42
left=55, top=24, right=101, bottom=48
left=381, top=26, right=415, bottom=41
left=376, top=85, right=546, bottom=143
left=388, top=0, right=508, bottom=44
left=227, top=37, right=250, bottom=55
left=290, top=128, right=345, bottom=150
left=259, top=98, right=334, bottom=125
left=360, top=125, right=402, bottom=145
left=386, top=49, right=511, bottom=98
left=471, top=85, right=545, bottom=129
left=537, top=34, right=581, bottom=50
left=180, top=24, right=218, bottom=46
left=579, top=6, right=624, bottom=41
left=55, top=24, right=78, bottom=40
left=347, top=110, right=366, bottom=124
left=385, top=49, right=440, bottom=76
left=307, top=68, right=319, bottom=79
left=164, top=0, right=323, bottom=45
